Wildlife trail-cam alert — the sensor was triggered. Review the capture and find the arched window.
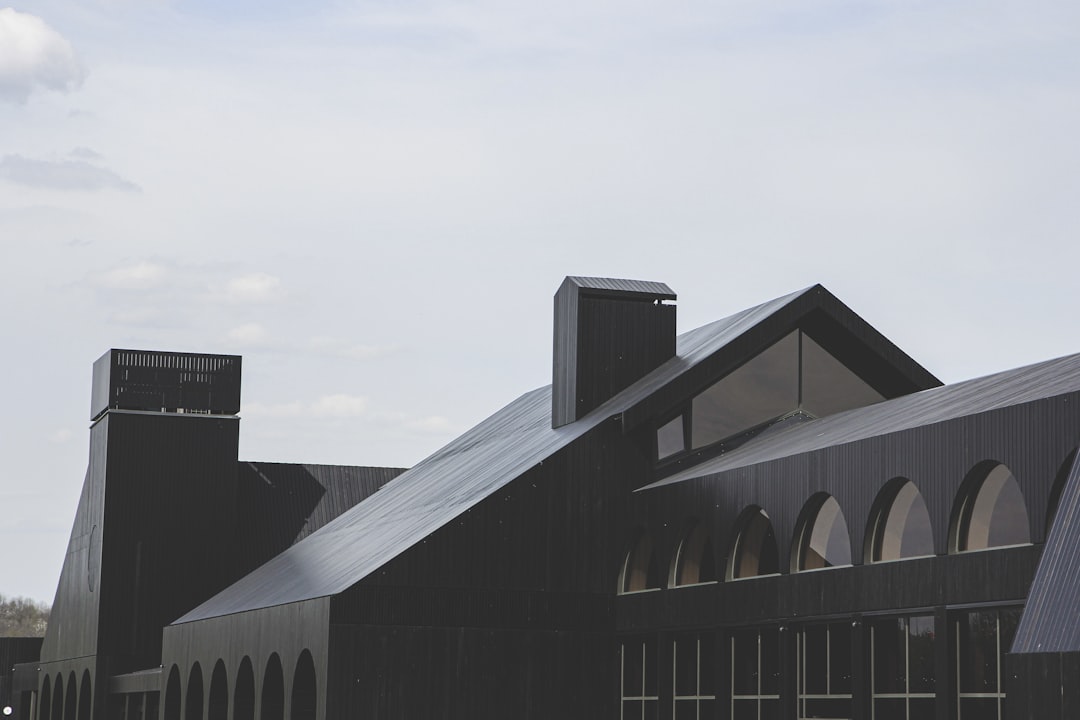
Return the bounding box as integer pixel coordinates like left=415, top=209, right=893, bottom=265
left=1046, top=448, right=1078, bottom=534
left=669, top=521, right=716, bottom=587
left=164, top=666, right=181, bottom=720
left=291, top=651, right=316, bottom=720
left=38, top=675, right=50, bottom=720
left=792, top=494, right=851, bottom=571
left=865, top=479, right=934, bottom=562
left=51, top=675, right=62, bottom=720
left=77, top=671, right=90, bottom=720
left=233, top=658, right=254, bottom=720
left=951, top=462, right=1030, bottom=552
left=261, top=655, right=284, bottom=720
left=618, top=530, right=658, bottom=594
left=727, top=507, right=779, bottom=580
left=186, top=663, right=204, bottom=720
left=63, top=674, right=75, bottom=720
left=208, top=662, right=227, bottom=720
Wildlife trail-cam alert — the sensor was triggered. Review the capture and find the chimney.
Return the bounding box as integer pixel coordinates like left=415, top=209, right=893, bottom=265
left=551, top=277, right=676, bottom=428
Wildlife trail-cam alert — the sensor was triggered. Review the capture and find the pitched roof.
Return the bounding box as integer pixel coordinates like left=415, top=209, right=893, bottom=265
left=644, top=352, right=1080, bottom=491
left=175, top=284, right=932, bottom=622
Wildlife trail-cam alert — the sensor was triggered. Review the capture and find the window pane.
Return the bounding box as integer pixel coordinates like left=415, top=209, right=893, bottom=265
left=623, top=641, right=644, bottom=696
left=699, top=636, right=716, bottom=696
left=800, top=496, right=851, bottom=570
left=800, top=333, right=885, bottom=418
left=731, top=631, right=759, bottom=696
left=957, top=612, right=998, bottom=694
left=657, top=415, right=685, bottom=460
left=876, top=481, right=934, bottom=561
left=961, top=465, right=1030, bottom=551
left=691, top=332, right=798, bottom=449
left=908, top=616, right=936, bottom=695
left=830, top=623, right=853, bottom=694
left=731, top=700, right=757, bottom=720
left=872, top=619, right=906, bottom=694
left=872, top=698, right=906, bottom=720
left=734, top=510, right=779, bottom=578
left=674, top=638, right=697, bottom=697
left=801, top=626, right=828, bottom=695
left=673, top=700, right=697, bottom=720
left=958, top=697, right=998, bottom=720
left=760, top=628, right=780, bottom=696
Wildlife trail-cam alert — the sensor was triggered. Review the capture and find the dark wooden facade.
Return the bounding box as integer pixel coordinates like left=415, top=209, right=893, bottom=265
left=8, top=280, right=1080, bottom=720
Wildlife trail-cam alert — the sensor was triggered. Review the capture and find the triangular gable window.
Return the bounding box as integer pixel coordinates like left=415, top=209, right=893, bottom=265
left=658, top=330, right=884, bottom=462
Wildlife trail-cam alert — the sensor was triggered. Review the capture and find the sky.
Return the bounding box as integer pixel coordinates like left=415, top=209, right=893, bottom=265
left=2, top=0, right=1080, bottom=605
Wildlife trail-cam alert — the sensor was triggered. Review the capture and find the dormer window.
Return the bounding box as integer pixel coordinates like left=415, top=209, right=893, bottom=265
left=657, top=330, right=884, bottom=464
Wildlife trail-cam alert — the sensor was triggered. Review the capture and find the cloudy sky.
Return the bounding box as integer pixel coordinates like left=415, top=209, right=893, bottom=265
left=2, top=0, right=1079, bottom=603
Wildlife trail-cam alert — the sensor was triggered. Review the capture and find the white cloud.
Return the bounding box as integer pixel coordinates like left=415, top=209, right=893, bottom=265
left=98, top=261, right=166, bottom=290
left=225, top=273, right=282, bottom=303
left=243, top=394, right=369, bottom=420
left=307, top=336, right=398, bottom=361
left=310, top=394, right=369, bottom=418
left=0, top=8, right=85, bottom=103
left=228, top=322, right=269, bottom=345
left=0, top=155, right=139, bottom=192
left=49, top=428, right=72, bottom=444
left=404, top=415, right=461, bottom=434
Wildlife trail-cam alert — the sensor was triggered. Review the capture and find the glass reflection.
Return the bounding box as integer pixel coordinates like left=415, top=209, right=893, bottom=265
left=730, top=509, right=779, bottom=579
left=797, top=496, right=851, bottom=570
left=691, top=332, right=798, bottom=449
left=670, top=522, right=715, bottom=587
left=872, top=480, right=934, bottom=562
left=957, top=464, right=1030, bottom=552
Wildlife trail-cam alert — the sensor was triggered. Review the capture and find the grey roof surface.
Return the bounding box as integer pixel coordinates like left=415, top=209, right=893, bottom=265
left=564, top=276, right=677, bottom=299
left=176, top=287, right=812, bottom=623
left=1013, top=446, right=1080, bottom=653
left=645, top=352, right=1080, bottom=491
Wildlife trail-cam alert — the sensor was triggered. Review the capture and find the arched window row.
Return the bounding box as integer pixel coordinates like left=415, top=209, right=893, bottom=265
left=159, top=652, right=317, bottom=720
left=617, top=458, right=1053, bottom=593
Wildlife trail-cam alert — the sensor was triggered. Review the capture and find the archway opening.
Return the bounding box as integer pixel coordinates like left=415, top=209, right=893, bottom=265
left=291, top=651, right=316, bottom=720
left=951, top=462, right=1030, bottom=552
left=233, top=658, right=254, bottom=720
left=163, top=667, right=181, bottom=720
left=50, top=676, right=62, bottom=720
left=261, top=655, right=284, bottom=720
left=727, top=507, right=779, bottom=579
left=38, top=675, right=50, bottom=720
left=208, top=662, right=227, bottom=720
left=669, top=520, right=715, bottom=587
left=792, top=494, right=851, bottom=571
left=617, top=530, right=658, bottom=593
left=185, top=664, right=203, bottom=720
left=866, top=479, right=934, bottom=563
left=77, top=671, right=90, bottom=720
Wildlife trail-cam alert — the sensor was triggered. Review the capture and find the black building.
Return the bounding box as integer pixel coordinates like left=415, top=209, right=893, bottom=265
left=5, top=277, right=1080, bottom=720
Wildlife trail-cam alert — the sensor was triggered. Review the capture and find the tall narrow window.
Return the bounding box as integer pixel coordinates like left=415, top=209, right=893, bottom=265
left=792, top=494, right=851, bottom=571
left=620, top=638, right=658, bottom=720
left=954, top=608, right=1020, bottom=719
left=730, top=627, right=779, bottom=719
left=728, top=508, right=779, bottom=580
left=619, top=531, right=658, bottom=594
left=669, top=522, right=715, bottom=587
left=797, top=622, right=852, bottom=719
left=672, top=635, right=715, bottom=720
left=867, top=479, right=934, bottom=562
left=871, top=615, right=936, bottom=719
left=952, top=463, right=1030, bottom=552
